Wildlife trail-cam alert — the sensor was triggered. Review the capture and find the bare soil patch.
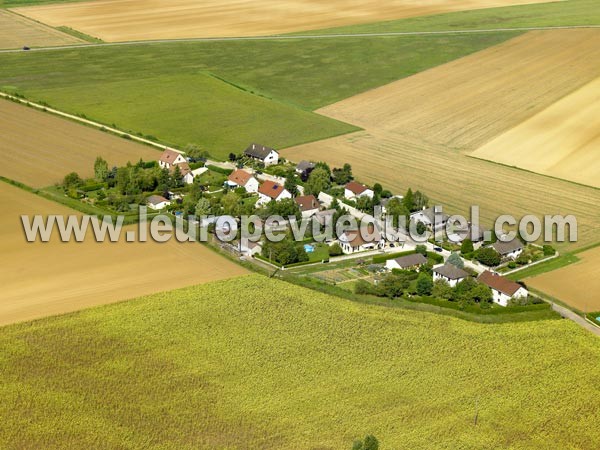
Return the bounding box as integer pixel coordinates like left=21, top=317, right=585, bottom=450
left=0, top=10, right=83, bottom=49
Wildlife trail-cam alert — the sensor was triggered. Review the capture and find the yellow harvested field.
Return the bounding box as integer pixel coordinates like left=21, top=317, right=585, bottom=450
left=0, top=181, right=247, bottom=326
left=0, top=99, right=159, bottom=187
left=317, top=30, right=600, bottom=152
left=13, top=0, right=552, bottom=42
left=284, top=31, right=600, bottom=251
left=0, top=9, right=83, bottom=50
left=527, top=247, right=600, bottom=312
left=471, top=77, right=600, bottom=188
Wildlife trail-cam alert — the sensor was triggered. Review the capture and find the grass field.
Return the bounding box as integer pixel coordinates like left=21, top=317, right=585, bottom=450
left=1, top=274, right=600, bottom=448
left=472, top=76, right=600, bottom=188
left=299, top=0, right=600, bottom=34
left=0, top=99, right=160, bottom=187
left=527, top=247, right=600, bottom=312
left=0, top=9, right=83, bottom=49
left=11, top=0, right=550, bottom=42
left=284, top=30, right=600, bottom=251
left=0, top=33, right=514, bottom=159
left=0, top=181, right=247, bottom=326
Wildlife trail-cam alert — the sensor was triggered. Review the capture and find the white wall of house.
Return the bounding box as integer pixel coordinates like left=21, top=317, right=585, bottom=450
left=148, top=201, right=170, bottom=210
left=257, top=188, right=291, bottom=206
left=183, top=173, right=195, bottom=185
left=492, top=286, right=528, bottom=307
left=263, top=150, right=279, bottom=167
left=505, top=249, right=524, bottom=260
left=245, top=177, right=259, bottom=193
left=433, top=272, right=464, bottom=288
left=159, top=154, right=186, bottom=169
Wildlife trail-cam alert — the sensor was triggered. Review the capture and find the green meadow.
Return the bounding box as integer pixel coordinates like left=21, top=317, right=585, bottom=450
left=1, top=275, right=600, bottom=449
left=0, top=32, right=516, bottom=158
left=302, top=0, right=600, bottom=35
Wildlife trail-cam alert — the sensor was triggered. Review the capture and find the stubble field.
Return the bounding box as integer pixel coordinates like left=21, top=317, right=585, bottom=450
left=0, top=99, right=159, bottom=187
left=472, top=76, right=600, bottom=188
left=285, top=30, right=600, bottom=251
left=0, top=9, right=83, bottom=49
left=527, top=246, right=600, bottom=312
left=0, top=181, right=247, bottom=326
left=12, top=0, right=551, bottom=42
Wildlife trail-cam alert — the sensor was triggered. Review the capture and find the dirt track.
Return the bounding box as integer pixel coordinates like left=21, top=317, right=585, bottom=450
left=472, top=76, right=600, bottom=188
left=0, top=182, right=247, bottom=326
left=0, top=99, right=159, bottom=187
left=0, top=10, right=83, bottom=50
left=13, top=0, right=552, bottom=42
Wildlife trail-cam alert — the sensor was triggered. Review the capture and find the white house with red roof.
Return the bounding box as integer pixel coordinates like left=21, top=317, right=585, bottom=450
left=478, top=271, right=529, bottom=307
left=295, top=195, right=319, bottom=218
left=257, top=181, right=291, bottom=206
left=226, top=169, right=259, bottom=193
left=344, top=181, right=374, bottom=200
left=158, top=149, right=186, bottom=169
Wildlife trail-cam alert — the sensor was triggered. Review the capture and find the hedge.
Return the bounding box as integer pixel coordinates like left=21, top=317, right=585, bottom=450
left=206, top=165, right=233, bottom=176
left=372, top=250, right=415, bottom=264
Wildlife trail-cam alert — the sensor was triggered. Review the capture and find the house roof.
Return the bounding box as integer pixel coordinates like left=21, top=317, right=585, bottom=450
left=245, top=143, right=276, bottom=160
left=258, top=180, right=286, bottom=199
left=295, top=195, right=319, bottom=212
left=415, top=206, right=450, bottom=223
left=174, top=161, right=191, bottom=176
left=390, top=253, right=428, bottom=269
left=296, top=160, right=315, bottom=172
left=228, top=169, right=254, bottom=186
left=492, top=239, right=523, bottom=255
left=147, top=195, right=169, bottom=205
left=479, top=271, right=524, bottom=296
left=345, top=181, right=369, bottom=195
left=341, top=225, right=382, bottom=247
left=159, top=149, right=184, bottom=164
left=434, top=263, right=469, bottom=280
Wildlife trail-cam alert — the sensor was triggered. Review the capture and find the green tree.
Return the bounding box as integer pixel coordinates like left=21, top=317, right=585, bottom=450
left=63, top=172, right=83, bottom=189
left=447, top=252, right=465, bottom=269
left=403, top=188, right=415, bottom=212
left=184, top=143, right=209, bottom=160
left=413, top=190, right=429, bottom=211
left=543, top=245, right=556, bottom=256
left=416, top=273, right=433, bottom=296
left=284, top=172, right=299, bottom=196
left=475, top=247, right=501, bottom=267
left=469, top=284, right=493, bottom=304
left=93, top=156, right=109, bottom=182
left=332, top=163, right=353, bottom=185
left=221, top=191, right=241, bottom=216
left=460, top=238, right=474, bottom=255
left=386, top=197, right=409, bottom=229
left=195, top=197, right=211, bottom=216
left=305, top=167, right=331, bottom=195
left=352, top=435, right=379, bottom=450
left=328, top=243, right=343, bottom=257
left=432, top=279, right=453, bottom=300
left=415, top=245, right=428, bottom=256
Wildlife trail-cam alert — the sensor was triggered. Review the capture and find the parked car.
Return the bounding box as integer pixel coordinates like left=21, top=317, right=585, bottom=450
left=23, top=46, right=30, bottom=51
left=434, top=247, right=443, bottom=253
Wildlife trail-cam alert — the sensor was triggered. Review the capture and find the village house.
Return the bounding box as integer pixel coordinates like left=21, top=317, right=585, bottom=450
left=385, top=253, right=428, bottom=271
left=379, top=195, right=403, bottom=215
left=158, top=148, right=187, bottom=169
left=257, top=180, right=291, bottom=206
left=295, top=195, right=320, bottom=218
left=295, top=160, right=315, bottom=180
left=492, top=239, right=524, bottom=260
left=337, top=225, right=385, bottom=255
left=411, top=206, right=449, bottom=234
left=226, top=169, right=259, bottom=193
left=433, top=263, right=469, bottom=287
left=478, top=271, right=529, bottom=307
left=244, top=143, right=279, bottom=167
left=239, top=240, right=263, bottom=257
left=147, top=195, right=171, bottom=210
left=344, top=181, right=374, bottom=200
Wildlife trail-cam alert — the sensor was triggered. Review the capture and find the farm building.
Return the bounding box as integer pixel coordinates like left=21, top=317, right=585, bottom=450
left=147, top=195, right=171, bottom=210
left=244, top=143, right=279, bottom=167
left=226, top=169, right=259, bottom=193
left=257, top=181, right=291, bottom=206
left=344, top=181, right=374, bottom=200
left=158, top=148, right=186, bottom=169
left=478, top=271, right=528, bottom=307
left=385, top=253, right=428, bottom=271
left=433, top=263, right=469, bottom=287
left=492, top=239, right=524, bottom=259
left=295, top=195, right=319, bottom=218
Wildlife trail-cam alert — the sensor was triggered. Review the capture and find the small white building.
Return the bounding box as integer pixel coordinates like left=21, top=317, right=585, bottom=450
left=338, top=226, right=385, bottom=255
left=492, top=239, right=524, bottom=260
left=158, top=148, right=187, bottom=170
left=344, top=181, right=374, bottom=200
left=478, top=271, right=528, bottom=307
left=295, top=195, right=320, bottom=218
left=244, top=143, right=279, bottom=167
left=257, top=181, right=291, bottom=206
left=385, top=253, right=428, bottom=271
left=226, top=169, right=259, bottom=193
left=147, top=195, right=171, bottom=210
left=433, top=263, right=469, bottom=287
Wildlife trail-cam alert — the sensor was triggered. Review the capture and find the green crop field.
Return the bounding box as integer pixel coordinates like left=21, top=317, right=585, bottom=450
left=300, top=0, right=600, bottom=35
left=1, top=274, right=600, bottom=449
left=0, top=32, right=516, bottom=158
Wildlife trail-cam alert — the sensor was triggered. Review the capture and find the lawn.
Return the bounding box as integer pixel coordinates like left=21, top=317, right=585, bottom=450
left=0, top=32, right=516, bottom=158
left=1, top=275, right=600, bottom=448
left=300, top=0, right=600, bottom=34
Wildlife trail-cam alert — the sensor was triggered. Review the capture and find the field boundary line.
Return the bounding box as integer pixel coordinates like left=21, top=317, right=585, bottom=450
left=0, top=92, right=171, bottom=152
left=0, top=24, right=599, bottom=53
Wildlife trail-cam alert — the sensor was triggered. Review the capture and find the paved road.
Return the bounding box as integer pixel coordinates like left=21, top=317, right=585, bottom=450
left=1, top=25, right=599, bottom=54
left=551, top=303, right=600, bottom=337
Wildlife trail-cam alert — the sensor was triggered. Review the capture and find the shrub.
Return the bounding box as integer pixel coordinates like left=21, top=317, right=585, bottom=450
left=508, top=261, right=517, bottom=269
left=328, top=243, right=343, bottom=257
left=543, top=245, right=556, bottom=256
left=416, top=273, right=433, bottom=296
left=447, top=252, right=464, bottom=269
left=415, top=245, right=428, bottom=256
left=460, top=238, right=474, bottom=255
left=474, top=247, right=501, bottom=267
